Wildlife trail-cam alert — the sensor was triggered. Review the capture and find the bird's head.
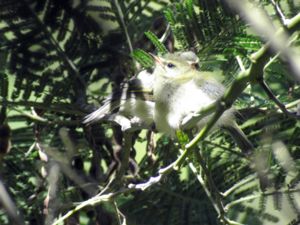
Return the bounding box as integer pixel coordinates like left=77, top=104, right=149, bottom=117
left=151, top=53, right=195, bottom=79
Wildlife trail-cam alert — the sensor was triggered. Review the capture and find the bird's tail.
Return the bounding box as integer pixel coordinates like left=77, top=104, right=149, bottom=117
left=82, top=100, right=120, bottom=125
left=222, top=122, right=254, bottom=155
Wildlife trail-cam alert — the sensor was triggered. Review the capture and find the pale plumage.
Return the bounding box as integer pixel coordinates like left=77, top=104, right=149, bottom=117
left=83, top=70, right=154, bottom=127
left=153, top=54, right=234, bottom=135
left=83, top=51, right=253, bottom=153
left=153, top=53, right=253, bottom=154
left=83, top=51, right=199, bottom=128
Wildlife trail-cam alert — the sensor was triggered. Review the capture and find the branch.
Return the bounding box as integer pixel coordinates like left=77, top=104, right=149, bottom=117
left=52, top=189, right=128, bottom=225
left=159, top=24, right=172, bottom=43
left=112, top=0, right=133, bottom=53
left=1, top=99, right=84, bottom=115
left=222, top=174, right=257, bottom=197
left=226, top=0, right=300, bottom=81
left=189, top=155, right=245, bottom=225
left=177, top=8, right=300, bottom=176
left=224, top=187, right=300, bottom=211
left=52, top=161, right=175, bottom=224
left=270, top=0, right=289, bottom=26
left=113, top=200, right=127, bottom=225
left=182, top=11, right=300, bottom=133
left=176, top=100, right=229, bottom=169
left=188, top=153, right=221, bottom=216
left=53, top=7, right=300, bottom=225
left=258, top=79, right=300, bottom=119
left=0, top=179, right=25, bottom=225
left=106, top=131, right=133, bottom=191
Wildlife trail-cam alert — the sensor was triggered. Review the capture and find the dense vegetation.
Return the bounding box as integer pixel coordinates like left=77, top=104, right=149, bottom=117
left=0, top=0, right=300, bottom=224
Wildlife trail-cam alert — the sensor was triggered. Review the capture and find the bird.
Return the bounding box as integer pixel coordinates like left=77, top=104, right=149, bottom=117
left=83, top=51, right=200, bottom=130
left=152, top=53, right=253, bottom=154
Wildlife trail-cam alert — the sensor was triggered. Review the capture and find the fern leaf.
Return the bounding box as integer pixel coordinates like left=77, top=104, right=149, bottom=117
left=144, top=31, right=168, bottom=54
left=163, top=7, right=189, bottom=49
left=131, top=49, right=154, bottom=68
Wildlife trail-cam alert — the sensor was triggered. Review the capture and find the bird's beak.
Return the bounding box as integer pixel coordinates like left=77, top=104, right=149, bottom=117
left=149, top=53, right=164, bottom=67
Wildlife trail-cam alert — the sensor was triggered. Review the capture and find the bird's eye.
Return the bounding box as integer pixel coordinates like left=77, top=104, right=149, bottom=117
left=166, top=63, right=175, bottom=68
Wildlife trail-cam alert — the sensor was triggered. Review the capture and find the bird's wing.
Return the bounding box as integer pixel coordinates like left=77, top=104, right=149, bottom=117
left=193, top=71, right=225, bottom=98
left=82, top=95, right=123, bottom=124
left=83, top=76, right=154, bottom=125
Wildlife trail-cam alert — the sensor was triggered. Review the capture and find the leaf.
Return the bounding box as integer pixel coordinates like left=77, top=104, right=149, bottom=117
left=131, top=49, right=154, bottom=68
left=144, top=31, right=168, bottom=54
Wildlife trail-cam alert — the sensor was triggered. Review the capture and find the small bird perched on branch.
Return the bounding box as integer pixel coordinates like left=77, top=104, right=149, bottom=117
left=152, top=53, right=253, bottom=154
left=83, top=51, right=253, bottom=153
left=83, top=51, right=199, bottom=130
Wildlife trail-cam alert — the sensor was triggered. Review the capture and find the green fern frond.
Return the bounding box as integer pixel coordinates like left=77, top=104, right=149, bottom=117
left=185, top=0, right=195, bottom=18
left=184, top=0, right=205, bottom=44
left=144, top=31, right=168, bottom=54
left=163, top=8, right=189, bottom=49
left=287, top=191, right=300, bottom=215
left=164, top=8, right=176, bottom=25
left=175, top=3, right=194, bottom=46
left=259, top=193, right=267, bottom=212
left=131, top=49, right=154, bottom=68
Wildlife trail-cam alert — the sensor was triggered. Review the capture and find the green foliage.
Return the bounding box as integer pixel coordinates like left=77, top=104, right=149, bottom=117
left=144, top=31, right=168, bottom=54
left=176, top=130, right=190, bottom=147
left=0, top=0, right=300, bottom=225
left=131, top=49, right=154, bottom=68
left=164, top=7, right=189, bottom=49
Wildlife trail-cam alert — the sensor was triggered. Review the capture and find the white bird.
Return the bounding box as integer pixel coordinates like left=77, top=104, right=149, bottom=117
left=83, top=51, right=200, bottom=130
left=152, top=53, right=253, bottom=154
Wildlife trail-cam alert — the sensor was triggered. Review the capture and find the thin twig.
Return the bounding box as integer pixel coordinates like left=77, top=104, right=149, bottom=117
left=175, top=101, right=228, bottom=170
left=258, top=79, right=300, bottom=119
left=236, top=55, right=246, bottom=72
left=263, top=32, right=299, bottom=71
left=188, top=157, right=243, bottom=225
left=188, top=158, right=221, bottom=216
left=115, top=132, right=132, bottom=182
left=159, top=24, right=172, bottom=43
left=224, top=187, right=300, bottom=211
left=53, top=164, right=174, bottom=225
left=263, top=52, right=280, bottom=71
left=222, top=174, right=257, bottom=197
left=52, top=191, right=122, bottom=225
left=1, top=99, right=84, bottom=115
left=113, top=200, right=127, bottom=225
left=270, top=0, right=289, bottom=26
left=113, top=0, right=133, bottom=53
left=0, top=179, right=25, bottom=225
left=12, top=107, right=48, bottom=122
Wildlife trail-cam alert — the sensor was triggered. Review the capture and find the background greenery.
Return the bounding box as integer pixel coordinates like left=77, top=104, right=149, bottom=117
left=0, top=0, right=300, bottom=224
